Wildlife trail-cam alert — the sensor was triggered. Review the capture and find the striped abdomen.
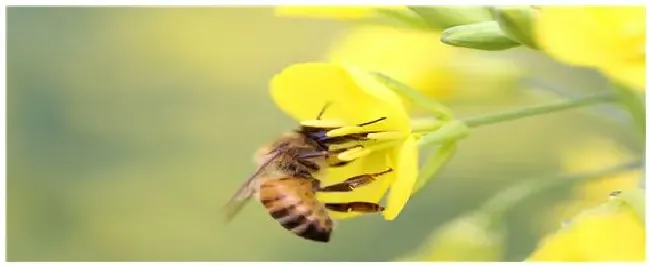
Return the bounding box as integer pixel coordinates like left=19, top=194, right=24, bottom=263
left=259, top=177, right=333, bottom=243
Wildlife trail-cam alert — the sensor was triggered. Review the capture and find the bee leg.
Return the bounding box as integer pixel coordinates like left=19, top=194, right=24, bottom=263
left=297, top=151, right=330, bottom=159
left=329, top=161, right=352, bottom=168
left=324, top=202, right=385, bottom=213
left=317, top=168, right=393, bottom=192
left=297, top=145, right=364, bottom=160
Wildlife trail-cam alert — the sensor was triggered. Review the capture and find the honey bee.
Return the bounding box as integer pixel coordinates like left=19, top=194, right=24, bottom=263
left=222, top=103, right=393, bottom=243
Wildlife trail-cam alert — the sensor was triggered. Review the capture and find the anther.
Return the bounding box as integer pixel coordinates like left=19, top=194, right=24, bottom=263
left=337, top=147, right=370, bottom=162
left=367, top=131, right=406, bottom=140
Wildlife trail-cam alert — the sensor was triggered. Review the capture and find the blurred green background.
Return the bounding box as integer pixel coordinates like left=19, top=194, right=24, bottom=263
left=7, top=7, right=642, bottom=261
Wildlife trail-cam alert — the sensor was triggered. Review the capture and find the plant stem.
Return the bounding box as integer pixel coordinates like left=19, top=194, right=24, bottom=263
left=461, top=93, right=616, bottom=128
left=481, top=159, right=644, bottom=219
left=610, top=82, right=645, bottom=136
left=411, top=118, right=444, bottom=132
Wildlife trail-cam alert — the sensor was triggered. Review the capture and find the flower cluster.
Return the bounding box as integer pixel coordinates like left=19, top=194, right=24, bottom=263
left=266, top=6, right=645, bottom=262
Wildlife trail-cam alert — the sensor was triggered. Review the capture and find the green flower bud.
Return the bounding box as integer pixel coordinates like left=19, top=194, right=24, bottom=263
left=398, top=211, right=505, bottom=261
left=441, top=21, right=521, bottom=51
left=409, top=6, right=493, bottom=30
left=490, top=6, right=539, bottom=49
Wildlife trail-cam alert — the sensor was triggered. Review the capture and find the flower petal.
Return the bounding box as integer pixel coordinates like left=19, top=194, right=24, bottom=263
left=383, top=134, right=420, bottom=220
left=536, top=7, right=646, bottom=91
left=270, top=62, right=410, bottom=133
left=327, top=25, right=457, bottom=98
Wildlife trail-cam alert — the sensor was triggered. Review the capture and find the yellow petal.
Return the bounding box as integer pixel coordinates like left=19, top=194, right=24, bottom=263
left=328, top=25, right=457, bottom=99
left=270, top=62, right=410, bottom=133
left=527, top=225, right=581, bottom=261
left=572, top=210, right=645, bottom=261
left=536, top=7, right=646, bottom=91
left=383, top=134, right=420, bottom=220
left=536, top=7, right=615, bottom=67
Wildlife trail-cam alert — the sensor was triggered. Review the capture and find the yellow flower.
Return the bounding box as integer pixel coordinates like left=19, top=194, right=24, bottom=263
left=269, top=62, right=419, bottom=220
left=327, top=25, right=458, bottom=100
left=536, top=7, right=646, bottom=91
left=399, top=212, right=504, bottom=261
left=527, top=191, right=645, bottom=261
left=274, top=6, right=409, bottom=20
left=326, top=25, right=525, bottom=106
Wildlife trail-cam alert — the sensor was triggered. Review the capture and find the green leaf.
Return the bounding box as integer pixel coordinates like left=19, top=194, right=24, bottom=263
left=490, top=6, right=539, bottom=49
left=441, top=20, right=520, bottom=51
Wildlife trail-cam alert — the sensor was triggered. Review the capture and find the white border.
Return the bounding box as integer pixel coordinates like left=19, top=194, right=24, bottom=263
left=2, top=0, right=649, bottom=6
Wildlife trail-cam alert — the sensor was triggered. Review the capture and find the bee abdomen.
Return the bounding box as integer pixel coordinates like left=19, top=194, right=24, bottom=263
left=268, top=205, right=332, bottom=243
left=259, top=179, right=331, bottom=242
left=296, top=220, right=331, bottom=243
left=281, top=214, right=331, bottom=243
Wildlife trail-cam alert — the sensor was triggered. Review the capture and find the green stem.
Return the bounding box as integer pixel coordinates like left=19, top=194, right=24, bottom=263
left=461, top=93, right=616, bottom=128
left=610, top=82, right=645, bottom=136
left=411, top=118, right=444, bottom=132
left=481, top=159, right=644, bottom=219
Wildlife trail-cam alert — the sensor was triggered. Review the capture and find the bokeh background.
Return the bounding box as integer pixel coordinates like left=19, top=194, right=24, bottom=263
left=7, top=7, right=644, bottom=261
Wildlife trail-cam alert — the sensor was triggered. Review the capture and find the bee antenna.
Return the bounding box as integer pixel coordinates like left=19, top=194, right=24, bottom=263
left=316, top=101, right=333, bottom=120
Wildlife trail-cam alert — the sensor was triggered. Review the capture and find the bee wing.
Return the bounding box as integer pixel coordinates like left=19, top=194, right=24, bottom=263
left=221, top=182, right=255, bottom=224
left=221, top=149, right=283, bottom=224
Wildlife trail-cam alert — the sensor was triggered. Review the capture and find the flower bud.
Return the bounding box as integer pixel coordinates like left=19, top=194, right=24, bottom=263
left=491, top=6, right=539, bottom=49
left=399, top=212, right=505, bottom=261
left=527, top=188, right=645, bottom=261
left=441, top=21, right=521, bottom=51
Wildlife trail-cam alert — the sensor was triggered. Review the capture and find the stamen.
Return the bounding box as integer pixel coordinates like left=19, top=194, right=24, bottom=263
left=326, top=126, right=367, bottom=137
left=336, top=139, right=402, bottom=161
left=329, top=141, right=366, bottom=151
left=337, top=146, right=368, bottom=162
left=367, top=131, right=407, bottom=140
